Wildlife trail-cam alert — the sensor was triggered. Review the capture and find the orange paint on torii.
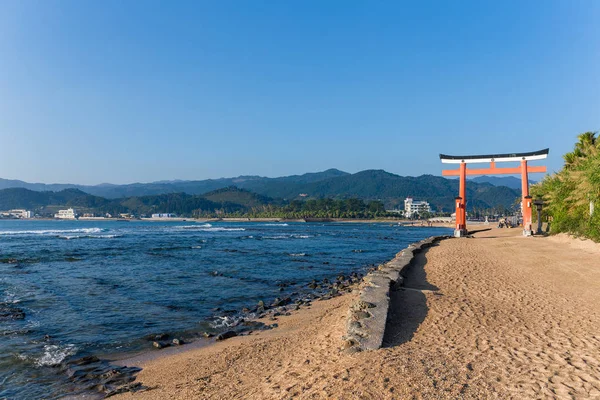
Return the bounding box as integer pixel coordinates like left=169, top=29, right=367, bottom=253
left=440, top=149, right=549, bottom=237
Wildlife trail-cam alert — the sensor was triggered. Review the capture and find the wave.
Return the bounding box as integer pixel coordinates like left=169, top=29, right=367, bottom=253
left=17, top=344, right=77, bottom=367
left=263, top=234, right=312, bottom=240
left=289, top=253, right=306, bottom=257
left=58, top=234, right=123, bottom=240
left=208, top=315, right=243, bottom=329
left=0, top=228, right=104, bottom=236
left=264, top=223, right=289, bottom=226
left=180, top=224, right=212, bottom=229
left=292, top=234, right=311, bottom=239
left=177, top=225, right=244, bottom=232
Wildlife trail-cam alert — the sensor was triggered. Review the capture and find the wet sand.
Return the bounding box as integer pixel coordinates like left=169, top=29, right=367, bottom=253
left=116, top=228, right=600, bottom=399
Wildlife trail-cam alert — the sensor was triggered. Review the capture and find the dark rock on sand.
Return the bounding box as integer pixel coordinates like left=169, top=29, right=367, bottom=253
left=216, top=330, right=237, bottom=341
left=271, top=297, right=291, bottom=307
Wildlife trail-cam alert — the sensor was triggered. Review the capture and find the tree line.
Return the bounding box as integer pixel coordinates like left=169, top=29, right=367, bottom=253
left=532, top=132, right=600, bottom=241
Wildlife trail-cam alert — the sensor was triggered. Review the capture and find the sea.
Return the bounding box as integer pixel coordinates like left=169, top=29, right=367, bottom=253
left=0, top=220, right=451, bottom=399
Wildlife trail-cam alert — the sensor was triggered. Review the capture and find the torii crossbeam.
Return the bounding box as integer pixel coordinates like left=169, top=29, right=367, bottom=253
left=440, top=148, right=549, bottom=237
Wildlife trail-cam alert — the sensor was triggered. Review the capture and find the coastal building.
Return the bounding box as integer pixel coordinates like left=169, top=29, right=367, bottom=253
left=55, top=208, right=77, bottom=219
left=151, top=213, right=177, bottom=219
left=0, top=209, right=33, bottom=219
left=404, top=197, right=431, bottom=218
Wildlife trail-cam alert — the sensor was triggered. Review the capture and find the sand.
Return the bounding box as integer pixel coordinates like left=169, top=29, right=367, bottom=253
left=115, top=228, right=600, bottom=399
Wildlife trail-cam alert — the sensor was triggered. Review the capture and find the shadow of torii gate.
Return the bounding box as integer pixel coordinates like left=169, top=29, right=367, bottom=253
left=440, top=148, right=549, bottom=237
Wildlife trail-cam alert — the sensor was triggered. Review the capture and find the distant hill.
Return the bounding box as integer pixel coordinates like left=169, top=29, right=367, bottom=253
left=0, top=188, right=262, bottom=217
left=202, top=187, right=278, bottom=208
left=0, top=169, right=350, bottom=199
left=0, top=188, right=111, bottom=210
left=470, top=176, right=536, bottom=190
left=0, top=168, right=520, bottom=211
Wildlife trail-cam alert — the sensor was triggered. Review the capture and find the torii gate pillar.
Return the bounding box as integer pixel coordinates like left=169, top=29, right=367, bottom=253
left=440, top=149, right=549, bottom=237
left=521, top=160, right=533, bottom=236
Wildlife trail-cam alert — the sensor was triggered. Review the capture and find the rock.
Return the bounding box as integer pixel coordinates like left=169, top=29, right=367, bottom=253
left=342, top=346, right=362, bottom=355
left=352, top=311, right=371, bottom=320
left=152, top=341, right=167, bottom=349
left=0, top=305, right=25, bottom=320
left=172, top=338, right=183, bottom=345
left=341, top=338, right=358, bottom=349
left=271, top=297, right=291, bottom=307
left=269, top=323, right=278, bottom=328
left=216, top=330, right=237, bottom=341
left=257, top=300, right=266, bottom=312
left=145, top=333, right=169, bottom=341
left=202, top=332, right=214, bottom=338
left=70, top=355, right=100, bottom=366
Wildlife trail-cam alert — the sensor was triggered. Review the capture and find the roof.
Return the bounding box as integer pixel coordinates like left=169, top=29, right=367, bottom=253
left=439, top=148, right=549, bottom=164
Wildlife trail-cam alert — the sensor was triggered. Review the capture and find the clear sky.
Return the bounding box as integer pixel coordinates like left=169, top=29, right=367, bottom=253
left=1, top=1, right=598, bottom=184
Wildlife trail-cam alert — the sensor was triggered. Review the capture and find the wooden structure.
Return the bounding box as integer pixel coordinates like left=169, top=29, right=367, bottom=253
left=440, top=149, right=549, bottom=237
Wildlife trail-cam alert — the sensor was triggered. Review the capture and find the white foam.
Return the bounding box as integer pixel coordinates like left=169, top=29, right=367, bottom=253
left=263, top=234, right=311, bottom=240
left=209, top=315, right=242, bottom=329
left=205, top=227, right=245, bottom=232
left=58, top=234, right=122, bottom=240
left=180, top=224, right=212, bottom=229
left=36, top=344, right=77, bottom=366
left=289, top=253, right=306, bottom=257
left=264, top=223, right=289, bottom=226
left=0, top=228, right=103, bottom=236
left=177, top=226, right=245, bottom=232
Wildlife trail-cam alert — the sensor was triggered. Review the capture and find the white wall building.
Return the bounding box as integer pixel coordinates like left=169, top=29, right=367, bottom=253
left=9, top=209, right=33, bottom=219
left=0, top=209, right=33, bottom=219
left=404, top=197, right=431, bottom=218
left=55, top=208, right=77, bottom=219
left=151, top=213, right=176, bottom=218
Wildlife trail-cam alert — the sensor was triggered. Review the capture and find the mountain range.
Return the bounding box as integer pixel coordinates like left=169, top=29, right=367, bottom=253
left=0, top=169, right=525, bottom=212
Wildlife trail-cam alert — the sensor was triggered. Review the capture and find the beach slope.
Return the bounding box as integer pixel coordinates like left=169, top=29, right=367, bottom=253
left=116, top=228, right=600, bottom=399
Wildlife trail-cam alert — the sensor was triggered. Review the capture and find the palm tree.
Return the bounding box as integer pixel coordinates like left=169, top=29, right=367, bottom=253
left=564, top=131, right=598, bottom=170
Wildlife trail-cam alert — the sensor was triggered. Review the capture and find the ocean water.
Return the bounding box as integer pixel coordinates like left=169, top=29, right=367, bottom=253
left=0, top=220, right=451, bottom=399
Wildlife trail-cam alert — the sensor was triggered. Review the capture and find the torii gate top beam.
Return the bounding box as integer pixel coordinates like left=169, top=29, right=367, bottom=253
left=439, top=148, right=549, bottom=164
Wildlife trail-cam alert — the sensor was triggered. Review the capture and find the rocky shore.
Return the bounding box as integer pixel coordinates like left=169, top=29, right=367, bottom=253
left=113, top=227, right=600, bottom=399
left=58, top=270, right=372, bottom=398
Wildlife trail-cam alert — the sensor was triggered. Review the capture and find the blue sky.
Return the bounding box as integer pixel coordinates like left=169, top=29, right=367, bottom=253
left=0, top=1, right=598, bottom=184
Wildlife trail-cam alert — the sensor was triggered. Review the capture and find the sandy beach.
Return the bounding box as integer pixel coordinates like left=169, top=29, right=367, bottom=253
left=115, top=228, right=600, bottom=399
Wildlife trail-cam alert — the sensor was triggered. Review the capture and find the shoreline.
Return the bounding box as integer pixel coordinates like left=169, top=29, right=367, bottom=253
left=104, top=237, right=443, bottom=397
left=113, top=228, right=600, bottom=399
left=2, top=217, right=456, bottom=227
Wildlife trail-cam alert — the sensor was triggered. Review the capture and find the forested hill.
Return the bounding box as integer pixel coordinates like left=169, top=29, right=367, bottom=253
left=0, top=174, right=520, bottom=216
left=0, top=169, right=351, bottom=198
left=0, top=187, right=273, bottom=217
left=1, top=169, right=519, bottom=209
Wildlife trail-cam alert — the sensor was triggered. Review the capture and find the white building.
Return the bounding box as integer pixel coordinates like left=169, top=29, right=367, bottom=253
left=151, top=213, right=176, bottom=218
left=404, top=197, right=431, bottom=218
left=9, top=209, right=33, bottom=219
left=55, top=208, right=77, bottom=219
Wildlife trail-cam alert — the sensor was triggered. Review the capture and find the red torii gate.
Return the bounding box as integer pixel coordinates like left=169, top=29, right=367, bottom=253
left=440, top=149, right=549, bottom=237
